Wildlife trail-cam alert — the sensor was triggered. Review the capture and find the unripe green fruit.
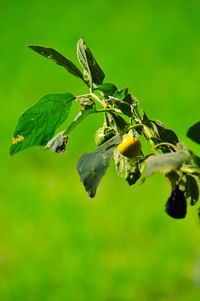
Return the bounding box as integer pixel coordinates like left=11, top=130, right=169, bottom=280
left=95, top=127, right=115, bottom=146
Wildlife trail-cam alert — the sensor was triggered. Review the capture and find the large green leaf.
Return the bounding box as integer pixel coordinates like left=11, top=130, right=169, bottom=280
left=187, top=121, right=200, bottom=144
left=28, top=45, right=84, bottom=80
left=10, top=93, right=74, bottom=155
left=144, top=151, right=190, bottom=179
left=77, top=38, right=105, bottom=85
left=77, top=135, right=121, bottom=198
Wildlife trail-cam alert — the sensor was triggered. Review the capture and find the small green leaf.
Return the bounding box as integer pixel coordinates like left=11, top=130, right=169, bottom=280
left=109, top=97, right=133, bottom=117
left=186, top=175, right=199, bottom=205
left=77, top=135, right=121, bottom=198
left=113, top=88, right=128, bottom=100
left=96, top=83, right=117, bottom=96
left=10, top=93, right=74, bottom=155
left=114, top=148, right=142, bottom=185
left=187, top=122, right=200, bottom=144
left=28, top=45, right=84, bottom=80
left=77, top=37, right=105, bottom=85
left=144, top=151, right=190, bottom=179
left=109, top=113, right=128, bottom=132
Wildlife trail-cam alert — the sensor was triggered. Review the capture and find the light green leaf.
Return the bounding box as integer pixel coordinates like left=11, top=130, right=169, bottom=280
left=144, top=151, right=190, bottom=179
left=10, top=93, right=74, bottom=155
left=28, top=45, right=84, bottom=80
left=77, top=135, right=121, bottom=198
left=77, top=38, right=105, bottom=85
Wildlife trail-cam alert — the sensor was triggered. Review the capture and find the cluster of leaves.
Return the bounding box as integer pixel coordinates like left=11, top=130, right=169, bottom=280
left=10, top=38, right=200, bottom=219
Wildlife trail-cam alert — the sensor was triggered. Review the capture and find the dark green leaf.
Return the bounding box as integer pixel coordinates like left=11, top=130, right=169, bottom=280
left=10, top=93, right=74, bottom=155
left=28, top=45, right=84, bottom=80
left=114, top=148, right=142, bottom=185
left=152, top=120, right=179, bottom=145
left=144, top=151, right=190, bottom=179
left=165, top=171, right=180, bottom=190
left=187, top=122, right=200, bottom=144
left=77, top=37, right=105, bottom=85
left=77, top=135, right=121, bottom=198
left=96, top=83, right=117, bottom=96
left=109, top=97, right=133, bottom=117
left=186, top=175, right=199, bottom=205
left=108, top=113, right=128, bottom=132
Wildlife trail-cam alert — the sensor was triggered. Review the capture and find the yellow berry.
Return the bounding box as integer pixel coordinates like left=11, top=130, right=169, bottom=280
left=118, top=136, right=141, bottom=158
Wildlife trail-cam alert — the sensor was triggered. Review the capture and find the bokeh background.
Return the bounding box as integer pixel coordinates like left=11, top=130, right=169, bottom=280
left=1, top=0, right=200, bottom=300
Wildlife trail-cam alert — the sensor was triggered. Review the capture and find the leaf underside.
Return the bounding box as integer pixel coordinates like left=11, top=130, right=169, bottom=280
left=77, top=135, right=121, bottom=197
left=144, top=151, right=190, bottom=179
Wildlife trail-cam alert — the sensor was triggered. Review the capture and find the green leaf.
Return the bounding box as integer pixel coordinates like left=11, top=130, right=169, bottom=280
left=152, top=120, right=179, bottom=145
left=28, top=45, right=84, bottom=80
left=186, top=175, right=199, bottom=205
left=108, top=113, right=128, bottom=132
left=165, top=171, right=180, bottom=190
left=113, top=88, right=128, bottom=100
left=109, top=97, right=133, bottom=117
left=144, top=151, right=190, bottom=179
left=96, top=83, right=117, bottom=96
left=10, top=93, right=74, bottom=155
left=77, top=37, right=105, bottom=85
left=187, top=122, right=200, bottom=144
left=114, top=148, right=142, bottom=185
left=77, top=135, right=121, bottom=198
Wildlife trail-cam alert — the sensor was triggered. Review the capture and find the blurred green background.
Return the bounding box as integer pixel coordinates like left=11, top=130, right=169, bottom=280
left=1, top=0, right=200, bottom=300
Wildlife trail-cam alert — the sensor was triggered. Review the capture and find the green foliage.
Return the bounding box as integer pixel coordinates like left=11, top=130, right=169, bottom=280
left=96, top=83, right=117, bottom=96
left=187, top=121, right=200, bottom=144
left=77, top=37, right=105, bottom=85
left=10, top=93, right=74, bottom=156
left=185, top=174, right=199, bottom=205
left=144, top=151, right=189, bottom=179
left=10, top=38, right=200, bottom=219
left=28, top=45, right=84, bottom=80
left=77, top=135, right=121, bottom=198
